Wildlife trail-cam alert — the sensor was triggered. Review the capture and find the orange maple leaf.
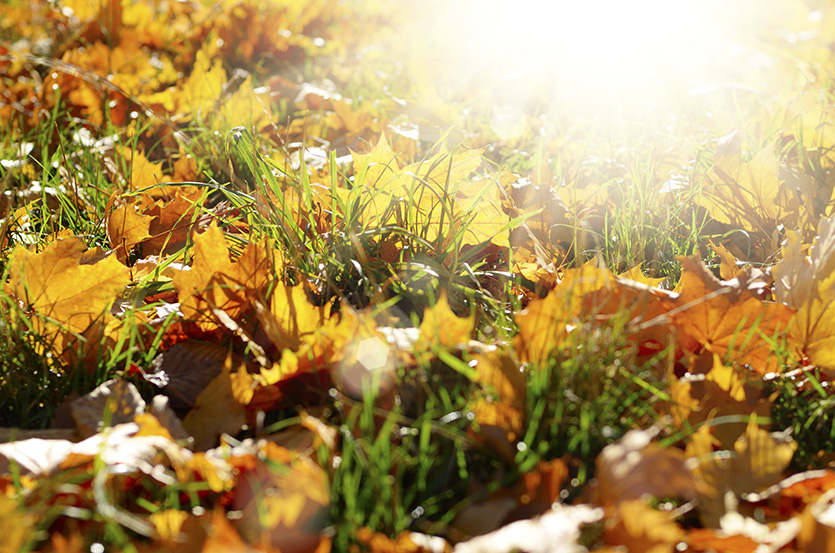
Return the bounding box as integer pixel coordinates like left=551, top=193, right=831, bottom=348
left=666, top=256, right=794, bottom=374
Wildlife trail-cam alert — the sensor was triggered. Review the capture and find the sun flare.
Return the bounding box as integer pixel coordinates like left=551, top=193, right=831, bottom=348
left=412, top=0, right=751, bottom=120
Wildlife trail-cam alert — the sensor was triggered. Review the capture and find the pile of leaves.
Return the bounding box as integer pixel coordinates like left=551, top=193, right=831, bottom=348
left=4, top=0, right=835, bottom=551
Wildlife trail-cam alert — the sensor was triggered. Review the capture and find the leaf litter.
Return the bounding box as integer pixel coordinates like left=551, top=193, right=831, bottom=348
left=2, top=0, right=835, bottom=551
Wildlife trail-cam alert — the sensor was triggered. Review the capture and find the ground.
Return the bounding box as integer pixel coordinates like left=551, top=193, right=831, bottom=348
left=2, top=0, right=835, bottom=551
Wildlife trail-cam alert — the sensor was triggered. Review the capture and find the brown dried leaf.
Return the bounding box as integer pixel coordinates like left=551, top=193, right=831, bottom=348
left=182, top=356, right=248, bottom=450
left=70, top=379, right=146, bottom=439
left=145, top=340, right=246, bottom=410
left=595, top=428, right=700, bottom=506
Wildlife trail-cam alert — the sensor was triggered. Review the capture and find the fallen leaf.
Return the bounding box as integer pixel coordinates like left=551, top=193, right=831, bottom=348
left=233, top=442, right=330, bottom=553
left=202, top=506, right=249, bottom=553
left=356, top=527, right=450, bottom=553
left=733, top=417, right=798, bottom=496
left=5, top=236, right=130, bottom=367
left=174, top=221, right=275, bottom=332
left=467, top=351, right=527, bottom=458
left=0, top=495, right=35, bottom=553
left=149, top=509, right=190, bottom=545
left=773, top=214, right=835, bottom=373
left=70, top=379, right=146, bottom=439
left=710, top=240, right=743, bottom=281
left=48, top=531, right=85, bottom=553
left=603, top=499, right=684, bottom=553
left=670, top=355, right=772, bottom=449
left=262, top=280, right=331, bottom=352
left=687, top=528, right=757, bottom=553
left=667, top=256, right=794, bottom=374
left=145, top=340, right=242, bottom=409
left=418, top=291, right=474, bottom=352
left=177, top=44, right=227, bottom=120
left=514, top=262, right=614, bottom=363
left=703, top=132, right=796, bottom=247
left=0, top=423, right=175, bottom=477
left=595, top=428, right=700, bottom=506
left=182, top=356, right=248, bottom=450
left=798, top=490, right=835, bottom=553
left=619, top=264, right=666, bottom=288
left=687, top=417, right=797, bottom=526
left=515, top=262, right=677, bottom=364
left=106, top=197, right=153, bottom=262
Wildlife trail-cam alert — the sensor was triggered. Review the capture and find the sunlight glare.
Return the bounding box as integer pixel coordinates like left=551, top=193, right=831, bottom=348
left=433, top=0, right=734, bottom=118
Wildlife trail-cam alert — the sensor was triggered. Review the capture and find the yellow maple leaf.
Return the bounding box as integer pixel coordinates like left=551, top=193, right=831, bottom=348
left=218, top=76, right=273, bottom=131
left=5, top=237, right=130, bottom=366
left=670, top=354, right=772, bottom=449
left=514, top=262, right=615, bottom=363
left=709, top=240, right=743, bottom=281
left=179, top=44, right=226, bottom=117
left=201, top=506, right=249, bottom=553
left=353, top=134, right=505, bottom=248
left=106, top=197, right=153, bottom=262
left=604, top=499, right=685, bottom=553
left=618, top=264, right=665, bottom=288
left=702, top=132, right=798, bottom=248
left=773, top=215, right=835, bottom=373
left=595, top=428, right=701, bottom=507
left=418, top=290, right=474, bottom=351
left=401, top=144, right=483, bottom=191
left=173, top=222, right=275, bottom=332
left=265, top=281, right=331, bottom=350
left=0, top=495, right=35, bottom=553
left=232, top=442, right=330, bottom=552
left=121, top=146, right=164, bottom=192
left=453, top=176, right=511, bottom=248
left=140, top=191, right=207, bottom=257
left=148, top=509, right=189, bottom=544
left=352, top=132, right=411, bottom=226
left=686, top=417, right=797, bottom=526
left=467, top=351, right=527, bottom=457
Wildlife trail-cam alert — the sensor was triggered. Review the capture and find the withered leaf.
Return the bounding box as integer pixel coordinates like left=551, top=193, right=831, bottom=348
left=670, top=355, right=772, bottom=449
left=174, top=221, right=274, bottom=332
left=668, top=256, right=794, bottom=374
left=182, top=355, right=248, bottom=451
left=5, top=236, right=130, bottom=366
left=604, top=500, right=684, bottom=553
left=773, top=214, right=835, bottom=373
left=595, top=428, right=701, bottom=506
left=70, top=379, right=146, bottom=439
left=418, top=291, right=474, bottom=351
